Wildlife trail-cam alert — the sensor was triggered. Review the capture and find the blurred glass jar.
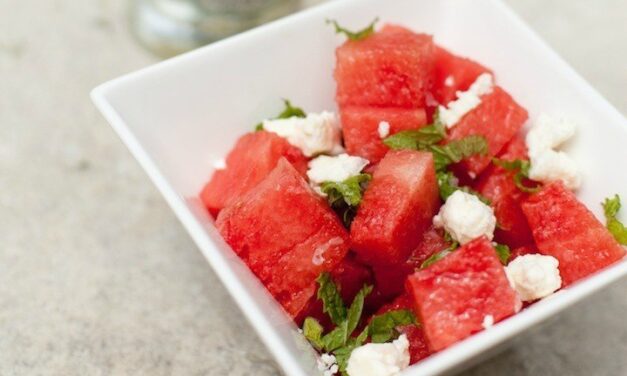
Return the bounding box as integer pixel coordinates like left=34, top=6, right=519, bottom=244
left=130, top=0, right=301, bottom=57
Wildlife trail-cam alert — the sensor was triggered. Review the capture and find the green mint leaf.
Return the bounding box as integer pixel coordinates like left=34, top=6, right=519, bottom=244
left=321, top=174, right=371, bottom=207
left=302, top=317, right=324, bottom=351
left=430, top=135, right=488, bottom=171
left=420, top=248, right=453, bottom=269
left=316, top=272, right=347, bottom=325
left=326, top=18, right=379, bottom=41
left=492, top=158, right=541, bottom=193
left=602, top=195, right=627, bottom=245
left=346, top=284, right=373, bottom=336
left=436, top=171, right=491, bottom=204
left=494, top=243, right=511, bottom=265
left=383, top=123, right=446, bottom=151
left=368, top=309, right=416, bottom=343
left=255, top=99, right=306, bottom=131
left=333, top=343, right=358, bottom=375
left=322, top=321, right=348, bottom=352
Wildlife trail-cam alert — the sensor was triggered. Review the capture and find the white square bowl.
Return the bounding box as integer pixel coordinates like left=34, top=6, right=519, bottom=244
left=91, top=0, right=627, bottom=374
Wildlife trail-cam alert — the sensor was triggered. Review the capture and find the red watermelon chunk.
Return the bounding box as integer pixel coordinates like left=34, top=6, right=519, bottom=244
left=335, top=24, right=435, bottom=108
left=351, top=150, right=440, bottom=266
left=371, top=226, right=451, bottom=300
left=200, top=131, right=307, bottom=216
left=375, top=294, right=431, bottom=364
left=341, top=106, right=428, bottom=164
left=521, top=182, right=626, bottom=286
left=473, top=134, right=535, bottom=248
left=447, top=86, right=528, bottom=178
left=406, top=237, right=520, bottom=351
left=216, top=159, right=349, bottom=318
left=432, top=46, right=492, bottom=106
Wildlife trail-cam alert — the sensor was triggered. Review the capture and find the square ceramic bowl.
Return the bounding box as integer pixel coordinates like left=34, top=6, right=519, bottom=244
left=91, top=0, right=627, bottom=374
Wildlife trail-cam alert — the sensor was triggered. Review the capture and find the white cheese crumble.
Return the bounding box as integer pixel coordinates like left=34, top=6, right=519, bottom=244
left=525, top=114, right=581, bottom=190
left=318, top=353, right=339, bottom=376
left=482, top=314, right=494, bottom=329
left=433, top=190, right=497, bottom=245
left=505, top=254, right=562, bottom=302
left=346, top=334, right=410, bottom=376
left=213, top=158, right=226, bottom=170
left=378, top=121, right=391, bottom=139
left=437, top=73, right=494, bottom=128
left=307, top=154, right=369, bottom=186
left=262, top=111, right=344, bottom=157
left=444, top=75, right=455, bottom=87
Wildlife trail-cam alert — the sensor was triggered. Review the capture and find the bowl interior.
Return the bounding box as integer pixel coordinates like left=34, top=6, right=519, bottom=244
left=92, top=0, right=627, bottom=374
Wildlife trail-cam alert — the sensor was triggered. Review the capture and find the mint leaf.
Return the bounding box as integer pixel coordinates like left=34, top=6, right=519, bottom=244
left=321, top=174, right=371, bottom=207
left=494, top=243, right=511, bottom=265
left=255, top=99, right=306, bottom=130
left=430, top=135, right=488, bottom=171
left=492, top=158, right=541, bottom=193
left=322, top=321, right=348, bottom=352
left=602, top=195, right=627, bottom=245
left=346, top=285, right=373, bottom=336
left=383, top=123, right=446, bottom=151
left=420, top=248, right=453, bottom=269
left=368, top=309, right=416, bottom=343
left=303, top=317, right=324, bottom=351
left=316, top=272, right=347, bottom=326
left=436, top=171, right=491, bottom=204
left=326, top=18, right=379, bottom=41
left=333, top=342, right=359, bottom=375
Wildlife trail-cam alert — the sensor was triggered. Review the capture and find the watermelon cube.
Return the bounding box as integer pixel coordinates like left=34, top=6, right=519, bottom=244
left=371, top=226, right=451, bottom=300
left=473, top=134, right=535, bottom=248
left=447, top=86, right=528, bottom=178
left=335, top=24, right=435, bottom=108
left=521, top=182, right=626, bottom=286
left=351, top=150, right=440, bottom=266
left=200, top=131, right=307, bottom=216
left=341, top=106, right=428, bottom=164
left=432, top=46, right=492, bottom=105
left=406, top=237, right=520, bottom=351
left=375, top=294, right=431, bottom=364
left=216, top=159, right=349, bottom=318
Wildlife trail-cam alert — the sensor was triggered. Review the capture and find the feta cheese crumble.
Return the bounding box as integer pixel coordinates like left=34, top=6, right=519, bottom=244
left=482, top=314, right=494, bottom=329
left=437, top=73, right=494, bottom=128
left=213, top=158, right=226, bottom=170
left=525, top=114, right=581, bottom=190
left=346, top=334, right=410, bottom=376
left=318, top=353, right=339, bottom=376
left=505, top=254, right=562, bottom=302
left=262, top=111, right=344, bottom=157
left=378, top=121, right=390, bottom=139
left=433, top=190, right=497, bottom=245
left=444, top=75, right=455, bottom=87
left=307, top=154, right=369, bottom=186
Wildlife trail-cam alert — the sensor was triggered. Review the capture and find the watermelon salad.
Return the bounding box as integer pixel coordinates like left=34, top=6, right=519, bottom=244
left=200, top=20, right=626, bottom=376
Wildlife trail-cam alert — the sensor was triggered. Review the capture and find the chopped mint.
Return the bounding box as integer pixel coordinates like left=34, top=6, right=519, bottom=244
left=420, top=248, right=453, bottom=269
left=429, top=135, right=488, bottom=171
left=494, top=243, right=511, bottom=265
left=368, top=309, right=416, bottom=343
left=492, top=158, right=541, bottom=193
left=316, top=272, right=347, bottom=325
left=321, top=173, right=371, bottom=227
left=326, top=18, right=379, bottom=41
left=602, top=194, right=627, bottom=245
left=436, top=170, right=491, bottom=204
left=254, top=99, right=306, bottom=131
left=383, top=123, right=446, bottom=151
left=301, top=273, right=418, bottom=375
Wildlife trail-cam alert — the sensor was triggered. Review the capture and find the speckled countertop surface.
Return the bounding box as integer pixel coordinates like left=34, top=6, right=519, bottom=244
left=1, top=0, right=625, bottom=375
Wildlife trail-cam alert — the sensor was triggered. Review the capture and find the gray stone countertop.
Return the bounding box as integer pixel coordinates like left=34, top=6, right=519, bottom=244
left=1, top=0, right=625, bottom=375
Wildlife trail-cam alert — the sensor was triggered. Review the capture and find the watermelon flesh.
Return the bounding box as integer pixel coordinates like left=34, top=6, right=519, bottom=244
left=216, top=159, right=349, bottom=318
left=335, top=24, right=435, bottom=109
left=406, top=237, right=520, bottom=351
left=200, top=131, right=307, bottom=216
left=447, top=86, right=528, bottom=178
left=522, top=182, right=626, bottom=286
left=375, top=294, right=431, bottom=364
left=473, top=134, right=535, bottom=248
left=351, top=150, right=440, bottom=266
left=371, top=226, right=451, bottom=300
left=432, top=46, right=492, bottom=106
left=341, top=106, right=428, bottom=164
